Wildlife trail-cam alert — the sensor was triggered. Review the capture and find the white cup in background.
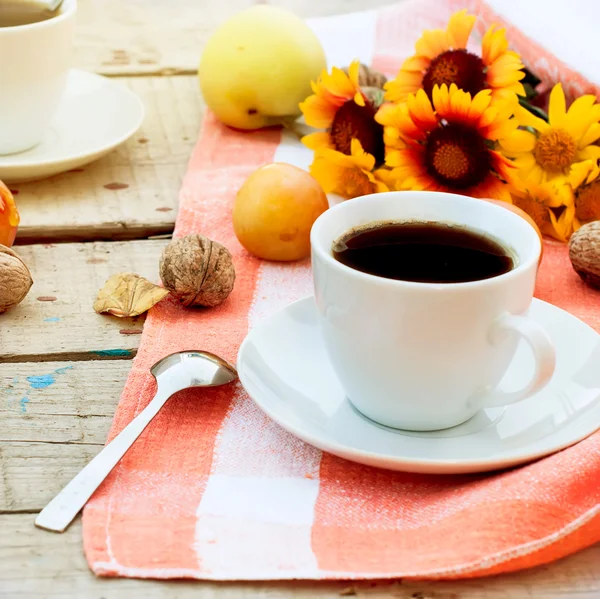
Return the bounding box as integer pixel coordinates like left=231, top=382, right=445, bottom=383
left=0, top=0, right=76, bottom=155
left=311, top=191, right=556, bottom=431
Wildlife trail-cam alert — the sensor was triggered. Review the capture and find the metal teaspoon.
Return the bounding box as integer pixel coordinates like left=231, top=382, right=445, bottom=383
left=35, top=350, right=238, bottom=533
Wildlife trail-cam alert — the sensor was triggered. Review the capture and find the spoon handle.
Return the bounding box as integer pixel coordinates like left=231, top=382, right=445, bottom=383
left=35, top=388, right=171, bottom=533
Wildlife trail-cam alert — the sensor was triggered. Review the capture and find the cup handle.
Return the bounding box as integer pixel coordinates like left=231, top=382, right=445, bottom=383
left=485, top=313, right=556, bottom=408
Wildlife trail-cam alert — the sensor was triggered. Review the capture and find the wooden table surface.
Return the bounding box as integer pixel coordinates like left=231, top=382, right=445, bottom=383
left=1, top=1, right=599, bottom=597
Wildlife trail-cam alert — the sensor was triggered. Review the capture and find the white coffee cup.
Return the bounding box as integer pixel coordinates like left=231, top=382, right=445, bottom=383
left=0, top=0, right=76, bottom=155
left=311, top=191, right=556, bottom=431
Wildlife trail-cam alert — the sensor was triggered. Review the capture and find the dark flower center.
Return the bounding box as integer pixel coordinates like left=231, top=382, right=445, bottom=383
left=330, top=99, right=385, bottom=164
left=422, top=49, right=486, bottom=98
left=425, top=123, right=490, bottom=188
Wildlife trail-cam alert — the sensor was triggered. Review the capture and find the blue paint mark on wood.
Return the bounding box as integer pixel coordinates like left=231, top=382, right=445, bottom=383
left=44, top=317, right=61, bottom=322
left=24, top=367, right=73, bottom=391
left=26, top=374, right=56, bottom=389
left=20, top=397, right=29, bottom=413
left=54, top=366, right=73, bottom=375
left=91, top=349, right=131, bottom=357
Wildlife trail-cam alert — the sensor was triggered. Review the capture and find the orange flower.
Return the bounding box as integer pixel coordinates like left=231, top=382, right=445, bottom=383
left=376, top=84, right=517, bottom=201
left=511, top=179, right=576, bottom=242
left=310, top=139, right=390, bottom=200
left=0, top=180, right=18, bottom=247
left=385, top=10, right=525, bottom=104
left=566, top=160, right=600, bottom=227
left=300, top=60, right=384, bottom=164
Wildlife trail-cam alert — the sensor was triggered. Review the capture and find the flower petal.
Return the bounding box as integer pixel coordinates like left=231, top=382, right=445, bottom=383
left=322, top=66, right=358, bottom=99
left=548, top=84, right=567, bottom=128
left=401, top=55, right=431, bottom=72
left=578, top=122, right=600, bottom=148
left=299, top=95, right=339, bottom=129
left=354, top=92, right=366, bottom=107
left=415, top=28, right=450, bottom=59
left=347, top=60, right=361, bottom=86
left=481, top=25, right=509, bottom=65
left=432, top=84, right=451, bottom=116
left=302, top=131, right=333, bottom=151
left=446, top=10, right=476, bottom=49
left=499, top=129, right=536, bottom=153
left=513, top=105, right=550, bottom=133
left=579, top=144, right=600, bottom=161
left=468, top=89, right=492, bottom=123
left=350, top=138, right=376, bottom=170
left=309, top=155, right=343, bottom=194
left=407, top=89, right=437, bottom=131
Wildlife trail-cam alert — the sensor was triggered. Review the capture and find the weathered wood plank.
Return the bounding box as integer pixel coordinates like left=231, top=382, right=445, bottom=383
left=0, top=360, right=128, bottom=511
left=74, top=0, right=397, bottom=76
left=13, top=76, right=200, bottom=244
left=0, top=240, right=167, bottom=362
left=1, top=514, right=599, bottom=598
left=0, top=443, right=105, bottom=513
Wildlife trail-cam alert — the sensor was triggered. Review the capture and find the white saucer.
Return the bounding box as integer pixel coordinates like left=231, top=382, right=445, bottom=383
left=0, top=70, right=145, bottom=183
left=238, top=296, right=600, bottom=474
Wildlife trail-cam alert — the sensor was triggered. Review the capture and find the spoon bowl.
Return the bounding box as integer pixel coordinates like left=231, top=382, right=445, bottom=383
left=151, top=350, right=238, bottom=391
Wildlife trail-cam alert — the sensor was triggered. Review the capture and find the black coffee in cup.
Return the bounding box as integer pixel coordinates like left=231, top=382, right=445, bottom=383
left=332, top=221, right=514, bottom=283
left=0, top=2, right=59, bottom=27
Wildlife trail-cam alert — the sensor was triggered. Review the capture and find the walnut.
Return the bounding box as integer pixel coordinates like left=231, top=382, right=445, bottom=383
left=342, top=63, right=387, bottom=89
left=159, top=235, right=235, bottom=307
left=569, top=221, right=600, bottom=289
left=0, top=244, right=33, bottom=313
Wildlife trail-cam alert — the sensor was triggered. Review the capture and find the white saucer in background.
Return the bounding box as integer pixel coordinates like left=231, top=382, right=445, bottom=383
left=238, top=296, right=600, bottom=475
left=0, top=69, right=145, bottom=183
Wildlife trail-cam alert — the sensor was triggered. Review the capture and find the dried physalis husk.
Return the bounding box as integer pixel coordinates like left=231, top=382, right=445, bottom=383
left=94, top=273, right=169, bottom=317
left=159, top=234, right=235, bottom=307
left=342, top=63, right=387, bottom=89
left=0, top=244, right=33, bottom=313
left=569, top=220, right=600, bottom=289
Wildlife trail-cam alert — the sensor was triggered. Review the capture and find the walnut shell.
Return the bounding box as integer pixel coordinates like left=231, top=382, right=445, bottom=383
left=0, top=244, right=33, bottom=313
left=342, top=63, right=387, bottom=89
left=159, top=235, right=235, bottom=307
left=569, top=221, right=600, bottom=289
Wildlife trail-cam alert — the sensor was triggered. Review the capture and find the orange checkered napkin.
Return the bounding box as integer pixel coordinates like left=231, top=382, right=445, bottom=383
left=83, top=0, right=600, bottom=580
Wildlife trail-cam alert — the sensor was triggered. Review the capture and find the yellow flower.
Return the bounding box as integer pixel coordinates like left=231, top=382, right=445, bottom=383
left=511, top=179, right=576, bottom=241
left=310, top=139, right=390, bottom=199
left=376, top=84, right=518, bottom=201
left=566, top=159, right=600, bottom=226
left=384, top=10, right=525, bottom=104
left=299, top=60, right=384, bottom=164
left=501, top=83, right=600, bottom=185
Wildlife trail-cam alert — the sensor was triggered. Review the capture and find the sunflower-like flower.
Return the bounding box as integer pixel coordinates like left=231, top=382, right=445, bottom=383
left=299, top=60, right=384, bottom=164
left=501, top=84, right=600, bottom=185
left=384, top=10, right=525, bottom=104
left=565, top=160, right=600, bottom=226
left=310, top=139, right=390, bottom=199
left=376, top=84, right=518, bottom=201
left=511, top=179, right=576, bottom=242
